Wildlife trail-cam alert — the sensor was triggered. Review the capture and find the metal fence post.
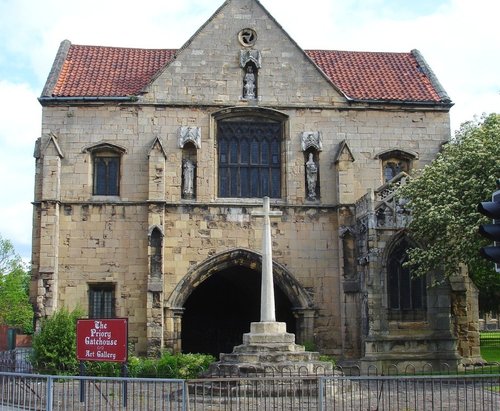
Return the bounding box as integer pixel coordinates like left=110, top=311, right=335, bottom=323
left=79, top=361, right=86, bottom=403
left=318, top=376, right=324, bottom=411
left=182, top=380, right=188, bottom=411
left=46, top=375, right=53, bottom=411
left=122, top=362, right=128, bottom=408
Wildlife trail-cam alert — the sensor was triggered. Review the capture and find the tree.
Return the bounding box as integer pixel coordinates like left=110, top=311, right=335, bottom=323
left=0, top=234, right=34, bottom=333
left=398, top=113, right=500, bottom=312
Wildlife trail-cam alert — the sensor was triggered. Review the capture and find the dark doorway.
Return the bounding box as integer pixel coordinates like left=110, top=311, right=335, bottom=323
left=181, top=266, right=295, bottom=357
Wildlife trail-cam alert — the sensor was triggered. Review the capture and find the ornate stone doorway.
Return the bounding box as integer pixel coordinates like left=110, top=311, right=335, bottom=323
left=165, top=249, right=316, bottom=357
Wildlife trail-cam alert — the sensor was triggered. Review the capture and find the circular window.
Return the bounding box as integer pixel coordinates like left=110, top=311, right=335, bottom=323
left=238, top=28, right=257, bottom=47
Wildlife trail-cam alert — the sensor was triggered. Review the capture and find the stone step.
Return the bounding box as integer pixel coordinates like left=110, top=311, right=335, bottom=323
left=219, top=350, right=322, bottom=364
left=232, top=342, right=306, bottom=353
left=207, top=360, right=335, bottom=377
left=242, top=332, right=296, bottom=345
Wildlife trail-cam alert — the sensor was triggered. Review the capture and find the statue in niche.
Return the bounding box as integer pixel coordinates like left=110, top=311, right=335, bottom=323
left=243, top=66, right=256, bottom=99
left=182, top=159, right=195, bottom=198
left=306, top=153, right=318, bottom=200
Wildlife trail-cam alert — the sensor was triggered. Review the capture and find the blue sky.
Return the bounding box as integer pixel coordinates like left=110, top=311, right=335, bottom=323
left=0, top=0, right=499, bottom=261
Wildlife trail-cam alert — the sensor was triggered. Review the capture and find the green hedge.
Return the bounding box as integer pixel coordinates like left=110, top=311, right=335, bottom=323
left=31, top=308, right=215, bottom=378
left=84, top=352, right=215, bottom=378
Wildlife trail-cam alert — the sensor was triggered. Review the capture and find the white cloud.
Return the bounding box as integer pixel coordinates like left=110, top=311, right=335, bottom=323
left=0, top=81, right=39, bottom=259
left=0, top=0, right=498, bottom=259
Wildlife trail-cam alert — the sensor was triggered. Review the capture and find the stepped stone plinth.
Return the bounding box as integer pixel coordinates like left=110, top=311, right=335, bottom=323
left=207, top=322, right=334, bottom=376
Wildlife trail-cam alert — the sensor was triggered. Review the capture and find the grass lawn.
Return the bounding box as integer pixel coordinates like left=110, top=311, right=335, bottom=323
left=480, top=346, right=500, bottom=363
left=480, top=331, right=500, bottom=363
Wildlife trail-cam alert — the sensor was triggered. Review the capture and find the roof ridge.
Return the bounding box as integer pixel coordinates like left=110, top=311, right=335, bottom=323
left=306, top=49, right=411, bottom=55
left=70, top=43, right=177, bottom=52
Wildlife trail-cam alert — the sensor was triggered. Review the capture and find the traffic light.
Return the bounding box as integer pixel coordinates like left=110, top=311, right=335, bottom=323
left=478, top=189, right=500, bottom=272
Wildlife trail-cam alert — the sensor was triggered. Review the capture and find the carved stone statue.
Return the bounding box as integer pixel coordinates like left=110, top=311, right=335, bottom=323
left=182, top=159, right=195, bottom=198
left=243, top=66, right=256, bottom=99
left=306, top=153, right=318, bottom=200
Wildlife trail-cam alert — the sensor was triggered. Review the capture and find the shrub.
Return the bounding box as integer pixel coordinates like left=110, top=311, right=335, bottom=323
left=157, top=352, right=215, bottom=379
left=86, top=352, right=215, bottom=379
left=31, top=307, right=215, bottom=378
left=31, top=308, right=83, bottom=375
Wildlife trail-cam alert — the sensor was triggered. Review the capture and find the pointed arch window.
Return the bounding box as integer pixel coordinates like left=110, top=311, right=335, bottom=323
left=387, top=238, right=426, bottom=321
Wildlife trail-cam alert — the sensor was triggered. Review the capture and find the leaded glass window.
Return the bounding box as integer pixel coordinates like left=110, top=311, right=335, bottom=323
left=89, top=284, right=115, bottom=319
left=218, top=119, right=281, bottom=198
left=93, top=153, right=120, bottom=196
left=387, top=239, right=426, bottom=321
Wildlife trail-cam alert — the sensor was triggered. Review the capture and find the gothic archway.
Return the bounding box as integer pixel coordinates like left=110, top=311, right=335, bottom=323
left=165, top=248, right=315, bottom=356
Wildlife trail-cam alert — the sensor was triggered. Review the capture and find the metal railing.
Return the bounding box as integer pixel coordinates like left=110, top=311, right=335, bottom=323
left=1, top=372, right=185, bottom=410
left=0, top=349, right=32, bottom=373
left=2, top=369, right=500, bottom=410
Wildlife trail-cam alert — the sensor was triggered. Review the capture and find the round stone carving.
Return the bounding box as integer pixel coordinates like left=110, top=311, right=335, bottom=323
left=238, top=28, right=257, bottom=47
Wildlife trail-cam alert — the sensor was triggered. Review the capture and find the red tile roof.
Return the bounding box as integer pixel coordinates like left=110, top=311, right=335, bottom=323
left=51, top=45, right=176, bottom=97
left=47, top=43, right=449, bottom=104
left=305, top=50, right=443, bottom=103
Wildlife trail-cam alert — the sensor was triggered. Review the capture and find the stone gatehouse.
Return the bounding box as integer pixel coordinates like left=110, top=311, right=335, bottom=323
left=31, top=0, right=479, bottom=369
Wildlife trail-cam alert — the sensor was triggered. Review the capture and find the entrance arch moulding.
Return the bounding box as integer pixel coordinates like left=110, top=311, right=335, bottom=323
left=164, top=248, right=317, bottom=345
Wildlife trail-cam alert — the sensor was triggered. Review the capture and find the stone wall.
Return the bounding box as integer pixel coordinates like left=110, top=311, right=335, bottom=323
left=33, top=0, right=453, bottom=358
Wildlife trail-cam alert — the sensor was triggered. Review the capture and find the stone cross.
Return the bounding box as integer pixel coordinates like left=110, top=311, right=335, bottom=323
left=251, top=197, right=283, bottom=322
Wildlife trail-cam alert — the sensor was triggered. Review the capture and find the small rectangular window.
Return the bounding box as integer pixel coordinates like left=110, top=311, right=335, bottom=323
left=89, top=284, right=115, bottom=318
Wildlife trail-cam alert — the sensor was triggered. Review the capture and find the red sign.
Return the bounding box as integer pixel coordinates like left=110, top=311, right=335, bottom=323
left=77, top=318, right=128, bottom=363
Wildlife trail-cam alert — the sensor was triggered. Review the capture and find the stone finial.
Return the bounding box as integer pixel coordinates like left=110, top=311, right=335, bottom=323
left=301, top=131, right=323, bottom=152
left=178, top=126, right=201, bottom=149
left=240, top=49, right=262, bottom=69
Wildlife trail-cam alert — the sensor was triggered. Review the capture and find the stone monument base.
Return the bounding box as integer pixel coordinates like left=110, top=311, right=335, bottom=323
left=207, top=322, right=334, bottom=376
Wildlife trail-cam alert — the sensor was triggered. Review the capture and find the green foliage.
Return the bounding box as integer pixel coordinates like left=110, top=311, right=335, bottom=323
left=0, top=234, right=34, bottom=333
left=157, top=352, right=215, bottom=379
left=318, top=354, right=337, bottom=367
left=83, top=352, right=215, bottom=378
left=127, top=352, right=215, bottom=378
left=303, top=340, right=316, bottom=352
left=398, top=113, right=500, bottom=311
left=32, top=308, right=83, bottom=375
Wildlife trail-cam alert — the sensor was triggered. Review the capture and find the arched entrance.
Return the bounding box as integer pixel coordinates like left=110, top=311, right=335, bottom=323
left=165, top=248, right=315, bottom=357
left=181, top=265, right=295, bottom=356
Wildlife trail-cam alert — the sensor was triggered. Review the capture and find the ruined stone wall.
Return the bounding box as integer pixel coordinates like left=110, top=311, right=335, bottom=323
left=450, top=266, right=483, bottom=364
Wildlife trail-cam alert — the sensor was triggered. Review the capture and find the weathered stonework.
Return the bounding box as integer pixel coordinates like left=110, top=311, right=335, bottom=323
left=31, top=0, right=474, bottom=368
